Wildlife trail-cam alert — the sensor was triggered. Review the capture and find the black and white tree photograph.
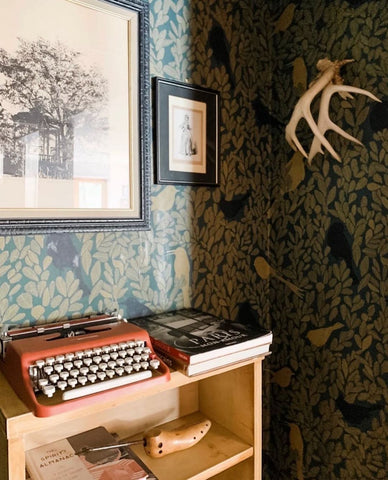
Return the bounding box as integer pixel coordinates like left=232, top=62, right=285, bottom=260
left=0, top=37, right=107, bottom=180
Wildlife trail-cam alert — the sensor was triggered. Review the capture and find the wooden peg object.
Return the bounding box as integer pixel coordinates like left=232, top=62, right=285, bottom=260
left=143, top=418, right=212, bottom=458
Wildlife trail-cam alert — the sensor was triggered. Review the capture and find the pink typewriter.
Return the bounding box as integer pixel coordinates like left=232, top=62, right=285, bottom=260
left=0, top=313, right=170, bottom=417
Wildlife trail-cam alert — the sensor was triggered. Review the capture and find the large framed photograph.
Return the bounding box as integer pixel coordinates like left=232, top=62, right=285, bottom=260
left=0, top=0, right=151, bottom=234
left=154, top=78, right=219, bottom=186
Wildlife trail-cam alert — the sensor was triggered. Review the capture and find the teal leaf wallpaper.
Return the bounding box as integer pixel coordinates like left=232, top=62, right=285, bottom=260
left=0, top=0, right=387, bottom=479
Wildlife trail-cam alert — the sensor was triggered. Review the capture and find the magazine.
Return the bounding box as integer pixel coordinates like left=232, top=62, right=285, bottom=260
left=130, top=309, right=272, bottom=367
left=26, top=426, right=157, bottom=480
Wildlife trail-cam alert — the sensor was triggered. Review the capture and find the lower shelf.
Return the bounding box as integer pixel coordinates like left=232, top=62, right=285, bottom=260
left=129, top=412, right=253, bottom=480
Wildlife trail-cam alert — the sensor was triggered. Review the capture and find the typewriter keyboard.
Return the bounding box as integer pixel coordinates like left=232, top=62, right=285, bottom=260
left=29, top=340, right=161, bottom=401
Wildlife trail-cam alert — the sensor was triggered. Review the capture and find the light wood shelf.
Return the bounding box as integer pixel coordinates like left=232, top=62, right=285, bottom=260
left=0, top=356, right=267, bottom=480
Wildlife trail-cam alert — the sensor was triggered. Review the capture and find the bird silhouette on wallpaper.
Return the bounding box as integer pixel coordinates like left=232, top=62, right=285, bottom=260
left=271, top=366, right=294, bottom=388
left=219, top=191, right=250, bottom=220
left=45, top=234, right=90, bottom=295
left=251, top=96, right=282, bottom=129
left=336, top=394, right=384, bottom=431
left=254, top=256, right=304, bottom=298
left=208, top=22, right=235, bottom=89
left=289, top=423, right=304, bottom=480
left=282, top=151, right=306, bottom=194
left=168, top=247, right=191, bottom=308
left=46, top=233, right=79, bottom=270
left=274, top=3, right=295, bottom=33
left=326, top=221, right=359, bottom=285
left=369, top=99, right=388, bottom=132
left=235, top=301, right=264, bottom=328
left=306, top=322, right=343, bottom=348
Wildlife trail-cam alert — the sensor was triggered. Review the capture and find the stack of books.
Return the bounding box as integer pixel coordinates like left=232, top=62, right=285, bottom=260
left=130, top=309, right=272, bottom=376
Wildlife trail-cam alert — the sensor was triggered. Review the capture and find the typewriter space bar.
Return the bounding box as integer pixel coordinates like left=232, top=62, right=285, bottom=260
left=62, top=370, right=153, bottom=401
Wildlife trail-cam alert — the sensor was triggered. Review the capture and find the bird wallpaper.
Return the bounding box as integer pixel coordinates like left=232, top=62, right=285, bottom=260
left=0, top=0, right=387, bottom=479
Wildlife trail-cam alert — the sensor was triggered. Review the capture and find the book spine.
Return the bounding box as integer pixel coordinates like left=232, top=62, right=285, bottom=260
left=155, top=351, right=189, bottom=374
left=151, top=337, right=191, bottom=364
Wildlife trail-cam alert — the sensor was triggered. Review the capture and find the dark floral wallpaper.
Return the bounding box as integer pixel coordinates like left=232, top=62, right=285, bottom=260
left=267, top=1, right=388, bottom=479
left=0, top=0, right=386, bottom=479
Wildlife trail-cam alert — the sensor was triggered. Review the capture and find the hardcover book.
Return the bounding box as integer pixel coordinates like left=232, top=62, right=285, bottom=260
left=26, top=426, right=157, bottom=480
left=157, top=343, right=271, bottom=376
left=130, top=309, right=272, bottom=372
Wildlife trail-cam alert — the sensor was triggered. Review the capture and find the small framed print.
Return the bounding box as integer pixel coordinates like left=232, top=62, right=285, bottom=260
left=154, top=77, right=220, bottom=186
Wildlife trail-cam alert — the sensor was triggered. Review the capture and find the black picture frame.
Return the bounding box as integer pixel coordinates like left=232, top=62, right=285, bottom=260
left=154, top=77, right=220, bottom=186
left=0, top=0, right=151, bottom=235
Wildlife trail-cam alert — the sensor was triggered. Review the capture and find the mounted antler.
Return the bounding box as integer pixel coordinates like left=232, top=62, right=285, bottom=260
left=285, top=58, right=381, bottom=163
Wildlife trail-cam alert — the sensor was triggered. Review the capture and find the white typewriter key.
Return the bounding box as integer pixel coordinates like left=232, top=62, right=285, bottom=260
left=126, top=348, right=135, bottom=356
left=38, top=378, right=49, bottom=388
left=43, top=366, right=53, bottom=375
left=99, top=362, right=107, bottom=371
left=119, top=342, right=128, bottom=349
left=93, top=355, right=102, bottom=364
left=110, top=343, right=119, bottom=351
left=118, top=350, right=127, bottom=358
left=80, top=367, right=89, bottom=375
left=75, top=351, right=84, bottom=359
left=88, top=373, right=97, bottom=383
left=107, top=360, right=116, bottom=369
left=45, top=356, right=55, bottom=365
left=128, top=341, right=135, bottom=348
left=110, top=352, right=119, bottom=360
left=43, top=385, right=56, bottom=397
left=64, top=362, right=73, bottom=371
left=54, top=363, right=64, bottom=373
left=141, top=353, right=149, bottom=361
left=115, top=367, right=124, bottom=376
left=124, top=357, right=133, bottom=365
left=70, top=369, right=79, bottom=378
left=143, top=347, right=152, bottom=354
left=84, top=349, right=93, bottom=357
left=78, top=376, right=87, bottom=385
left=35, top=359, right=45, bottom=368
left=65, top=352, right=74, bottom=361
left=133, top=355, right=141, bottom=363
left=62, top=370, right=152, bottom=400
left=89, top=364, right=98, bottom=373
left=135, top=340, right=144, bottom=347
left=141, top=362, right=149, bottom=370
left=150, top=359, right=160, bottom=369
left=106, top=369, right=115, bottom=378
left=55, top=354, right=65, bottom=363
left=49, top=374, right=59, bottom=384
left=135, top=347, right=143, bottom=354
left=68, top=378, right=77, bottom=388
left=133, top=363, right=141, bottom=372
left=124, top=365, right=133, bottom=374
left=97, top=372, right=106, bottom=381
left=57, top=381, right=67, bottom=391
left=83, top=357, right=92, bottom=366
left=93, top=347, right=102, bottom=355
left=29, top=365, right=38, bottom=379
left=102, top=354, right=110, bottom=362
left=60, top=371, right=70, bottom=380
left=116, top=358, right=125, bottom=367
left=73, top=359, right=83, bottom=368
left=102, top=346, right=111, bottom=354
